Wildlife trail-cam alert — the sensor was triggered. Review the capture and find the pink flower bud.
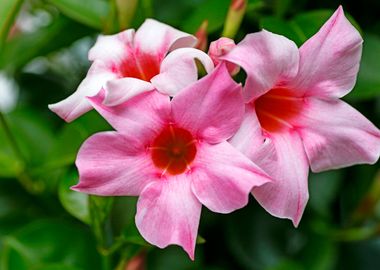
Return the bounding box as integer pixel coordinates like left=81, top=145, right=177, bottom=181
left=195, top=20, right=208, bottom=52
left=208, top=37, right=240, bottom=75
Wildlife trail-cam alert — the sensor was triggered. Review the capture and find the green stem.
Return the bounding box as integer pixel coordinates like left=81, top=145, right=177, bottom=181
left=333, top=223, right=380, bottom=242
left=89, top=195, right=115, bottom=270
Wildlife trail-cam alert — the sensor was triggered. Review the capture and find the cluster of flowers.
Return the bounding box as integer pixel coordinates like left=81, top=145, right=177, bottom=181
left=50, top=6, right=380, bottom=259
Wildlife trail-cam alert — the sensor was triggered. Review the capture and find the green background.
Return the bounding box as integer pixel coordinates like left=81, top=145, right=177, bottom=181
left=1, top=0, right=380, bottom=269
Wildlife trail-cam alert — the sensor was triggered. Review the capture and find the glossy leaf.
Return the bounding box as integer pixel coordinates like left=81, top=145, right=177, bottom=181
left=181, top=0, right=230, bottom=33
left=346, top=34, right=380, bottom=101
left=59, top=170, right=90, bottom=224
left=0, top=16, right=93, bottom=72
left=0, top=219, right=100, bottom=270
left=0, top=0, right=23, bottom=50
left=48, top=0, right=109, bottom=30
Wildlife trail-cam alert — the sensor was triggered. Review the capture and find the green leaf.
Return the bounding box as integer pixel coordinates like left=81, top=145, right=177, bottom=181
left=309, top=170, right=343, bottom=218
left=260, top=9, right=362, bottom=47
left=48, top=0, right=109, bottom=30
left=260, top=16, right=303, bottom=45
left=0, top=219, right=100, bottom=270
left=5, top=109, right=55, bottom=166
left=59, top=170, right=90, bottom=224
left=181, top=0, right=230, bottom=34
left=346, top=33, right=380, bottom=101
left=0, top=0, right=23, bottom=50
left=0, top=16, right=94, bottom=72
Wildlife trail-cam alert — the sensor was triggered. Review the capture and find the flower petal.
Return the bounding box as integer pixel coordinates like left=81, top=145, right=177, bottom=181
left=251, top=132, right=309, bottom=227
left=221, top=30, right=299, bottom=102
left=88, top=29, right=135, bottom=63
left=191, top=141, right=271, bottom=213
left=297, top=98, right=380, bottom=172
left=134, top=19, right=197, bottom=57
left=151, top=48, right=214, bottom=96
left=228, top=103, right=267, bottom=157
left=136, top=175, right=201, bottom=260
left=292, top=6, right=363, bottom=98
left=88, top=90, right=170, bottom=147
left=103, top=78, right=154, bottom=106
left=72, top=131, right=158, bottom=196
left=172, top=64, right=244, bottom=143
left=48, top=61, right=116, bottom=122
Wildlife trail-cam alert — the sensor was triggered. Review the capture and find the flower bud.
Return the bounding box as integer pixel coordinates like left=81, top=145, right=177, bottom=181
left=208, top=37, right=240, bottom=75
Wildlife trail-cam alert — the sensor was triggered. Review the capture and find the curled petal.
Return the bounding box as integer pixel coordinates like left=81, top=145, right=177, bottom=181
left=136, top=175, right=201, bottom=260
left=221, top=30, right=299, bottom=102
left=48, top=61, right=116, bottom=122
left=151, top=48, right=214, bottom=96
left=292, top=6, right=363, bottom=98
left=172, top=64, right=244, bottom=143
left=72, top=132, right=158, bottom=196
left=297, top=98, right=380, bottom=172
left=103, top=78, right=154, bottom=106
left=134, top=19, right=197, bottom=58
left=191, top=141, right=271, bottom=213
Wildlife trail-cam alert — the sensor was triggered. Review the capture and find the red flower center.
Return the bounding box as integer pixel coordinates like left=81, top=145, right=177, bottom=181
left=118, top=52, right=161, bottom=82
left=255, top=88, right=304, bottom=133
left=151, top=125, right=197, bottom=175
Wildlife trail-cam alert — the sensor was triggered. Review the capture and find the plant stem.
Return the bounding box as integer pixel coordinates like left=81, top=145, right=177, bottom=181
left=89, top=195, right=115, bottom=270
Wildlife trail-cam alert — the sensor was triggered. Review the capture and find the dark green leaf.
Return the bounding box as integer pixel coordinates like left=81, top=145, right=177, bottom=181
left=0, top=0, right=23, bottom=50
left=0, top=219, right=100, bottom=270
left=59, top=170, right=90, bottom=224
left=260, top=16, right=303, bottom=45
left=181, top=0, right=230, bottom=34
left=0, top=16, right=93, bottom=72
left=309, top=170, right=343, bottom=218
left=346, top=34, right=380, bottom=101
left=48, top=0, right=109, bottom=30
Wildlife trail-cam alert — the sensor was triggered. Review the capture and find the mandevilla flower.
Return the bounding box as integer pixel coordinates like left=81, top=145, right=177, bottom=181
left=222, top=6, right=380, bottom=226
left=71, top=65, right=271, bottom=259
left=49, top=19, right=214, bottom=122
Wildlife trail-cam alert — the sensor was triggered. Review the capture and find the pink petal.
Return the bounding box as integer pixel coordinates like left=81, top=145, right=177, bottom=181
left=48, top=61, right=116, bottom=122
left=171, top=64, right=244, bottom=144
left=221, top=30, right=299, bottom=102
left=136, top=175, right=201, bottom=260
left=134, top=19, right=197, bottom=58
left=191, top=141, right=271, bottom=213
left=228, top=103, right=267, bottom=158
left=291, top=6, right=363, bottom=98
left=88, top=90, right=170, bottom=146
left=251, top=132, right=309, bottom=227
left=72, top=132, right=159, bottom=196
left=151, top=48, right=214, bottom=96
left=103, top=78, right=154, bottom=106
left=88, top=29, right=135, bottom=63
left=297, top=98, right=380, bottom=172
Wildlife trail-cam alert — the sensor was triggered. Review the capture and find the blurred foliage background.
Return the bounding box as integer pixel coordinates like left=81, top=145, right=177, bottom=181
left=0, top=0, right=380, bottom=269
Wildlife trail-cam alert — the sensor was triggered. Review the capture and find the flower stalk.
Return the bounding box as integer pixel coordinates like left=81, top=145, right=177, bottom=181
left=222, top=0, right=247, bottom=38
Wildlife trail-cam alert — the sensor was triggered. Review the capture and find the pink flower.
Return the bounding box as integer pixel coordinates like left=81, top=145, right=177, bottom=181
left=221, top=6, right=380, bottom=226
left=71, top=64, right=271, bottom=259
left=49, top=19, right=214, bottom=122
